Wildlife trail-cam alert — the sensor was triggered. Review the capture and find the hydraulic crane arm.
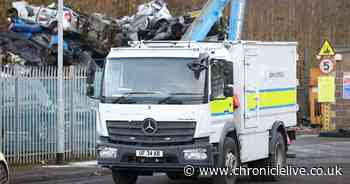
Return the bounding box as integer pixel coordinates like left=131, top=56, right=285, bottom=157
left=181, top=0, right=246, bottom=41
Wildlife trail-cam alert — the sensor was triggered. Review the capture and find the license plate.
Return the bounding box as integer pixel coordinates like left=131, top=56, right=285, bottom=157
left=136, top=150, right=163, bottom=158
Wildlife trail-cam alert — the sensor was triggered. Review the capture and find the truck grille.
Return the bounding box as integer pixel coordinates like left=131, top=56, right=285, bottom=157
left=106, top=120, right=196, bottom=146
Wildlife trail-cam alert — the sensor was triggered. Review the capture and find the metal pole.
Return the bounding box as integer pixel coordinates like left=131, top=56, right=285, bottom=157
left=57, top=0, right=65, bottom=164
left=303, top=48, right=310, bottom=122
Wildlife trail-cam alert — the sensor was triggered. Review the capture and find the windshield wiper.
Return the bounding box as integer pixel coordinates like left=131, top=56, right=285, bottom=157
left=158, top=93, right=203, bottom=104
left=112, top=91, right=159, bottom=104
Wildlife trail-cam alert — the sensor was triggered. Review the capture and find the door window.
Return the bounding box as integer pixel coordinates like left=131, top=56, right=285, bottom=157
left=211, top=62, right=225, bottom=99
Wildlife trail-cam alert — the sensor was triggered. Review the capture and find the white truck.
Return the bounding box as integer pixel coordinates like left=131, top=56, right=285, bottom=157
left=87, top=41, right=298, bottom=184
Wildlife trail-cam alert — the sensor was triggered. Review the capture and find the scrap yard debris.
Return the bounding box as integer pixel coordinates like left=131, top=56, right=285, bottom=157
left=0, top=0, right=223, bottom=67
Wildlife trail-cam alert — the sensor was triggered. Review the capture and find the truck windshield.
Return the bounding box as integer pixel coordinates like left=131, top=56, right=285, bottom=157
left=102, top=58, right=206, bottom=104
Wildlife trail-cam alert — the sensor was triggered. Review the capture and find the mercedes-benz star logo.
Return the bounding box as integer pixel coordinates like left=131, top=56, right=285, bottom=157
left=142, top=118, right=158, bottom=135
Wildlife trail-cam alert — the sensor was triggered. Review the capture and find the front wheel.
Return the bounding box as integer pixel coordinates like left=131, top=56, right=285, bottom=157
left=213, top=137, right=240, bottom=184
left=112, top=170, right=138, bottom=184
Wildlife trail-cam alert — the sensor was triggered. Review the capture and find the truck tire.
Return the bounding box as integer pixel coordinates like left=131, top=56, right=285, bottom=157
left=249, top=131, right=286, bottom=181
left=112, top=170, right=138, bottom=184
left=213, top=137, right=240, bottom=184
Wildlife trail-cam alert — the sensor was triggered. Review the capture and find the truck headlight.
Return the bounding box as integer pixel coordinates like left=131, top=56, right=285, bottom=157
left=183, top=148, right=207, bottom=160
left=98, top=147, right=118, bottom=159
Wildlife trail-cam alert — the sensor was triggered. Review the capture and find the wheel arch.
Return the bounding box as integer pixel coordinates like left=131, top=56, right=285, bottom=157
left=216, top=122, right=241, bottom=167
left=7, top=8, right=19, bottom=17
left=0, top=160, right=9, bottom=182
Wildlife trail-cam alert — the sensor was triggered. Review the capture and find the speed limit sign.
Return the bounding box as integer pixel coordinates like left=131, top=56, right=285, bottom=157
left=319, top=59, right=335, bottom=74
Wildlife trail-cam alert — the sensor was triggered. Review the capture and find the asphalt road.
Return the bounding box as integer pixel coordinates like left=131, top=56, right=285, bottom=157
left=12, top=135, right=350, bottom=184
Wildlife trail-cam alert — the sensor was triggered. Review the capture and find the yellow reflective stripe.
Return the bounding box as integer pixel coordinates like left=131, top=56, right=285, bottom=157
left=210, top=97, right=233, bottom=115
left=259, top=89, right=297, bottom=109
left=246, top=92, right=258, bottom=111
left=246, top=88, right=297, bottom=111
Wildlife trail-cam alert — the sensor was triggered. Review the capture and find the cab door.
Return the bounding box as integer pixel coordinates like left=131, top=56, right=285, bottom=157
left=209, top=60, right=234, bottom=121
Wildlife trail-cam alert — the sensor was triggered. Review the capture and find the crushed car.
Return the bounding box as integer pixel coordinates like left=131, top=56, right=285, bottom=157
left=116, top=0, right=174, bottom=41
left=0, top=31, right=99, bottom=67
left=11, top=0, right=85, bottom=33
left=3, top=6, right=103, bottom=67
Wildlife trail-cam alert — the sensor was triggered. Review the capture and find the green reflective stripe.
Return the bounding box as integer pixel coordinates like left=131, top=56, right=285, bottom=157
left=210, top=97, right=233, bottom=116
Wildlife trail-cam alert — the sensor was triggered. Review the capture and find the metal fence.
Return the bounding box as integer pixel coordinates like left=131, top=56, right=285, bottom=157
left=0, top=65, right=100, bottom=165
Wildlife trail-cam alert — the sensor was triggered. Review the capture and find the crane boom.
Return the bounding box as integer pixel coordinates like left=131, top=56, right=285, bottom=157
left=228, top=0, right=246, bottom=40
left=182, top=0, right=246, bottom=41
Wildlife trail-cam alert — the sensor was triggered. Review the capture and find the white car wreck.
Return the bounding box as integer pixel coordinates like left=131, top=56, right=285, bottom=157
left=11, top=1, right=82, bottom=32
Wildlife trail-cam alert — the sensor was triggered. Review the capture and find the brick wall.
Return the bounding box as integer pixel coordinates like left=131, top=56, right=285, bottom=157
left=332, top=52, right=350, bottom=130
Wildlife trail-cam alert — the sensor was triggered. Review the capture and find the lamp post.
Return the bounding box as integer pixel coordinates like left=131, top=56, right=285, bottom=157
left=57, top=0, right=65, bottom=164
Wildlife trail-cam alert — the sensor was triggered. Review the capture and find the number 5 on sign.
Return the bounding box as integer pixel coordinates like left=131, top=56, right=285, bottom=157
left=319, top=59, right=334, bottom=74
left=318, top=76, right=335, bottom=103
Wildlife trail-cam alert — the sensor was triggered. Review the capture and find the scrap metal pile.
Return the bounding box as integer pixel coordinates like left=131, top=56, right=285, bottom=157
left=0, top=0, right=224, bottom=67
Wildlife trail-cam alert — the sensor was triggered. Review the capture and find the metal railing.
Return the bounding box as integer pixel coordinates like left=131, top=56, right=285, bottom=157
left=0, top=65, right=101, bottom=165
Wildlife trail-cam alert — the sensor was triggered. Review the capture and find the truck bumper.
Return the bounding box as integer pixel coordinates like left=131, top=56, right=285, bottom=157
left=97, top=139, right=217, bottom=172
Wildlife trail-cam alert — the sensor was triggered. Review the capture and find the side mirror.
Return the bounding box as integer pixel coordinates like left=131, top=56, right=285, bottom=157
left=86, top=85, right=95, bottom=97
left=188, top=53, right=209, bottom=79
left=224, top=85, right=234, bottom=97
